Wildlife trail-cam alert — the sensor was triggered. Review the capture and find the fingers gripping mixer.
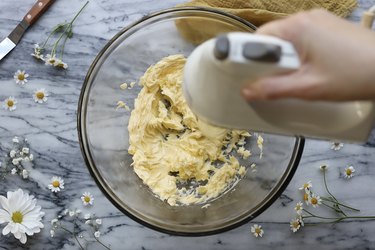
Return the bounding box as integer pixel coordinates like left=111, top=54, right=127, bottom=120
left=183, top=32, right=375, bottom=142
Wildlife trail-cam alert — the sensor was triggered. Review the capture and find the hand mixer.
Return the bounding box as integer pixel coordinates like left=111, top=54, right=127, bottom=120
left=182, top=31, right=375, bottom=142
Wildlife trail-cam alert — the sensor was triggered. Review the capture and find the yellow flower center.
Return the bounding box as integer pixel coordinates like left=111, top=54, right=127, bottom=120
left=292, top=221, right=299, bottom=228
left=84, top=196, right=91, bottom=202
left=49, top=59, right=56, bottom=64
left=11, top=211, right=23, bottom=223
left=36, top=92, right=45, bottom=99
left=52, top=180, right=60, bottom=188
left=311, top=197, right=318, bottom=205
left=7, top=100, right=14, bottom=107
left=346, top=169, right=352, bottom=176
left=303, top=183, right=309, bottom=189
left=17, top=73, right=25, bottom=81
left=303, top=193, right=309, bottom=201
left=296, top=205, right=301, bottom=210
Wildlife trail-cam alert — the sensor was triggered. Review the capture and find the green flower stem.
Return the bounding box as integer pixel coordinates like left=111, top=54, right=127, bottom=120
left=69, top=1, right=89, bottom=26
left=41, top=23, right=67, bottom=49
left=51, top=28, right=68, bottom=56
left=321, top=201, right=345, bottom=215
left=321, top=170, right=360, bottom=212
left=60, top=35, right=69, bottom=59
left=303, top=209, right=340, bottom=220
left=321, top=197, right=360, bottom=212
left=73, top=233, right=85, bottom=250
left=89, top=227, right=111, bottom=250
left=49, top=1, right=89, bottom=57
left=322, top=170, right=339, bottom=203
left=94, top=235, right=111, bottom=250
left=303, top=209, right=375, bottom=221
left=59, top=225, right=85, bottom=250
left=73, top=219, right=85, bottom=250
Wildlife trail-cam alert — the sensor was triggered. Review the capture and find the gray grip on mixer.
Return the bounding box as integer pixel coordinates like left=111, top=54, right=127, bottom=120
left=214, top=35, right=230, bottom=60
left=243, top=42, right=281, bottom=62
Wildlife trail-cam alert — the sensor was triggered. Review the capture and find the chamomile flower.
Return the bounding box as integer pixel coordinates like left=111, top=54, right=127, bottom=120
left=309, top=194, right=322, bottom=208
left=54, top=59, right=68, bottom=69
left=50, top=229, right=55, bottom=238
left=33, top=88, right=49, bottom=103
left=299, top=181, right=312, bottom=191
left=344, top=166, right=355, bottom=179
left=94, top=231, right=100, bottom=238
left=10, top=150, right=16, bottom=158
left=48, top=176, right=65, bottom=192
left=290, top=218, right=302, bottom=233
left=45, top=54, right=57, bottom=66
left=250, top=224, right=264, bottom=238
left=84, top=213, right=91, bottom=220
left=81, top=192, right=94, bottom=206
left=319, top=165, right=328, bottom=171
left=3, top=96, right=17, bottom=111
left=11, top=168, right=17, bottom=175
left=95, top=219, right=102, bottom=225
left=303, top=190, right=311, bottom=205
left=22, top=169, right=28, bottom=179
left=51, top=218, right=58, bottom=226
left=0, top=189, right=45, bottom=244
left=294, top=201, right=303, bottom=215
left=31, top=43, right=44, bottom=60
left=22, top=147, right=29, bottom=154
left=62, top=209, right=69, bottom=215
left=12, top=137, right=19, bottom=143
left=331, top=141, right=344, bottom=151
left=12, top=158, right=21, bottom=166
left=13, top=70, right=29, bottom=85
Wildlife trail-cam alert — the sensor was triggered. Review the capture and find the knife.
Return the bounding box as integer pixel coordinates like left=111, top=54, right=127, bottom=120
left=0, top=0, right=55, bottom=61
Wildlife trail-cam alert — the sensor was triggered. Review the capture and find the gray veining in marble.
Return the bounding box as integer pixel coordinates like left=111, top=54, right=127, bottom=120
left=1, top=0, right=375, bottom=249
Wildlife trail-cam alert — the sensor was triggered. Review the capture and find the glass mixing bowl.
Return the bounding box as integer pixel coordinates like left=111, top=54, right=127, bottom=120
left=78, top=7, right=304, bottom=236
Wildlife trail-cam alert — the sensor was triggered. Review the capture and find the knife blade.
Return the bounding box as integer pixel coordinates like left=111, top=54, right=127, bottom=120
left=0, top=0, right=55, bottom=61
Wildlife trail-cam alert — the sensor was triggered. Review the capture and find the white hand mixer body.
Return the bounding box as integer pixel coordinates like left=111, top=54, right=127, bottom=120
left=183, top=32, right=375, bottom=142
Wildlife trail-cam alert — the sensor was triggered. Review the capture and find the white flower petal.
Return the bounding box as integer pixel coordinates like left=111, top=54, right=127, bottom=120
left=19, top=232, right=27, bottom=244
left=0, top=189, right=44, bottom=242
left=22, top=219, right=41, bottom=229
left=0, top=209, right=11, bottom=224
left=2, top=223, right=12, bottom=235
left=0, top=196, right=10, bottom=212
left=14, top=230, right=22, bottom=239
left=11, top=222, right=19, bottom=234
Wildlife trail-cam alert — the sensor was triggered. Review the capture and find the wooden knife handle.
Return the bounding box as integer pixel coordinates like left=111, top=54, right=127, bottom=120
left=23, top=0, right=55, bottom=26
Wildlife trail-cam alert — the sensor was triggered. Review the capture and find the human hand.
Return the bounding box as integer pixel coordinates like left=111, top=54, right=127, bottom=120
left=242, top=9, right=375, bottom=102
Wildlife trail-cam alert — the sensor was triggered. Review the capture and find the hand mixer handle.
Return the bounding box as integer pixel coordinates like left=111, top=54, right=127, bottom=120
left=183, top=32, right=375, bottom=142
left=207, top=33, right=300, bottom=79
left=214, top=35, right=282, bottom=63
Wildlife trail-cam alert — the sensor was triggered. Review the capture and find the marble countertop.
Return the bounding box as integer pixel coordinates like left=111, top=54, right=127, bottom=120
left=1, top=0, right=375, bottom=249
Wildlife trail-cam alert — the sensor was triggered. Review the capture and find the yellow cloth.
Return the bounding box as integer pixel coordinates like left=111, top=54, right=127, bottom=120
left=178, top=0, right=358, bottom=26
left=175, top=0, right=357, bottom=44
